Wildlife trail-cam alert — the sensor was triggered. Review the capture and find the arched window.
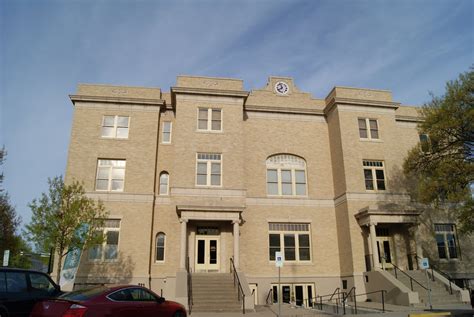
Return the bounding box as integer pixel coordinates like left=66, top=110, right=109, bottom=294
left=159, top=172, right=169, bottom=195
left=266, top=154, right=307, bottom=196
left=156, top=232, right=165, bottom=262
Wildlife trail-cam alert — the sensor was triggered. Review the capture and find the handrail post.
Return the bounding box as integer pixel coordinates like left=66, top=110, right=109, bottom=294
left=394, top=266, right=397, bottom=279
left=410, top=278, right=413, bottom=291
left=354, top=288, right=357, bottom=314
left=382, top=290, right=385, bottom=312
left=320, top=295, right=323, bottom=310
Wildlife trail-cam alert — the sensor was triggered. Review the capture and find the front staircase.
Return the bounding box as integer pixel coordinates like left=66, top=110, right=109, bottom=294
left=390, top=270, right=466, bottom=308
left=191, top=273, right=243, bottom=312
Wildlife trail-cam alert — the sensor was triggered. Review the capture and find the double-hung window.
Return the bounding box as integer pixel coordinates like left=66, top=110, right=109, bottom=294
left=162, top=122, right=172, bottom=143
left=196, top=153, right=221, bottom=186
left=96, top=159, right=126, bottom=191
left=358, top=118, right=379, bottom=139
left=435, top=224, right=459, bottom=260
left=101, top=116, right=130, bottom=139
left=266, top=154, right=307, bottom=196
left=198, top=108, right=222, bottom=131
left=88, top=219, right=121, bottom=261
left=269, top=223, right=311, bottom=262
left=363, top=160, right=386, bottom=191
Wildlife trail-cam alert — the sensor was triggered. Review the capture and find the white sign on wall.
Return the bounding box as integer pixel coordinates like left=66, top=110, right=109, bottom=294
left=419, top=257, right=430, bottom=269
left=275, top=251, right=284, bottom=268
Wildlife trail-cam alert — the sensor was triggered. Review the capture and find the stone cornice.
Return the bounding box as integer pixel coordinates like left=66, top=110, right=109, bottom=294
left=170, top=86, right=249, bottom=103
left=395, top=115, right=424, bottom=123
left=324, top=97, right=400, bottom=115
left=245, top=104, right=325, bottom=116
left=69, top=94, right=165, bottom=107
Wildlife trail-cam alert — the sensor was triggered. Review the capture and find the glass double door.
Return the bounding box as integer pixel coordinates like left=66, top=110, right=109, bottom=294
left=195, top=236, right=219, bottom=272
left=272, top=283, right=314, bottom=307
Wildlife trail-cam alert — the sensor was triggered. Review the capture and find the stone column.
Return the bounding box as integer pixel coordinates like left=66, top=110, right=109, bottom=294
left=179, top=218, right=188, bottom=270
left=233, top=220, right=240, bottom=269
left=369, top=222, right=380, bottom=270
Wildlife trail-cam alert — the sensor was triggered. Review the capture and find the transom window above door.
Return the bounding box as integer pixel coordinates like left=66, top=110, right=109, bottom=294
left=266, top=154, right=307, bottom=196
left=198, top=108, right=222, bottom=132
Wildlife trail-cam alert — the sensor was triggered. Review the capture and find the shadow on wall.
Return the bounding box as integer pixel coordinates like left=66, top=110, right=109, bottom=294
left=74, top=253, right=136, bottom=289
left=381, top=166, right=474, bottom=275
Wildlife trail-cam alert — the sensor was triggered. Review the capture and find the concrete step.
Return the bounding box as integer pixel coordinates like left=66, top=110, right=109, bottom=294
left=190, top=273, right=242, bottom=312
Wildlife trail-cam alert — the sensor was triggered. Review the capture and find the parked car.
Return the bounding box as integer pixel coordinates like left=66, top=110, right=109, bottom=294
left=0, top=267, right=61, bottom=317
left=30, top=285, right=186, bottom=317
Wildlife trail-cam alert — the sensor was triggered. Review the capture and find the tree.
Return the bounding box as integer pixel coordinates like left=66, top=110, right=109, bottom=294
left=404, top=68, right=474, bottom=234
left=0, top=147, right=31, bottom=268
left=26, top=176, right=108, bottom=283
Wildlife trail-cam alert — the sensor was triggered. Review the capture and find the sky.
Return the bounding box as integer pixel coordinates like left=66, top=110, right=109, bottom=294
left=1, top=0, right=473, bottom=230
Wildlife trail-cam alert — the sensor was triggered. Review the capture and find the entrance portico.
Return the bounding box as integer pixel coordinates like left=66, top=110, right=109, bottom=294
left=355, top=205, right=422, bottom=271
left=177, top=205, right=243, bottom=272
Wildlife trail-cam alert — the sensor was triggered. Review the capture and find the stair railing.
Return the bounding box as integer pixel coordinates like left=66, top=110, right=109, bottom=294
left=186, top=256, right=193, bottom=314
left=315, top=287, right=341, bottom=312
left=265, top=288, right=273, bottom=305
left=342, top=287, right=357, bottom=315
left=415, top=255, right=454, bottom=294
left=391, top=260, right=429, bottom=292
left=229, top=257, right=245, bottom=314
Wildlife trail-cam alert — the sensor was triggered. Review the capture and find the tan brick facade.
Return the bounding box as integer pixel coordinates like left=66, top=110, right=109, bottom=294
left=64, top=76, right=473, bottom=307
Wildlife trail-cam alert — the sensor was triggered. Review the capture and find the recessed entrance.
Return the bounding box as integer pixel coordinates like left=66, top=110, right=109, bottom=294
left=195, top=234, right=220, bottom=272
left=376, top=237, right=395, bottom=269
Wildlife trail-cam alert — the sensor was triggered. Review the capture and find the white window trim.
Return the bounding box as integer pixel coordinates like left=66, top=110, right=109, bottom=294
left=101, top=115, right=130, bottom=139
left=159, top=172, right=169, bottom=195
left=269, top=225, right=311, bottom=263
left=363, top=160, right=386, bottom=191
left=196, top=108, right=223, bottom=132
left=195, top=153, right=222, bottom=187
left=162, top=122, right=172, bottom=144
left=155, top=232, right=166, bottom=263
left=358, top=118, right=380, bottom=140
left=88, top=220, right=121, bottom=262
left=95, top=159, right=126, bottom=192
left=435, top=224, right=459, bottom=261
left=266, top=155, right=307, bottom=197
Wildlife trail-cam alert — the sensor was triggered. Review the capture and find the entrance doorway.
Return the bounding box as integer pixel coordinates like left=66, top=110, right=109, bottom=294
left=195, top=236, right=220, bottom=272
left=376, top=237, right=395, bottom=269
left=271, top=283, right=315, bottom=307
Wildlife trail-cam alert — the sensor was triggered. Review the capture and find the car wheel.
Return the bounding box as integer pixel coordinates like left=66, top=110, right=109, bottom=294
left=173, top=310, right=185, bottom=317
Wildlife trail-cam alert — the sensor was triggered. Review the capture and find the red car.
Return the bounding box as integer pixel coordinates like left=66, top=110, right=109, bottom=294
left=29, top=285, right=187, bottom=317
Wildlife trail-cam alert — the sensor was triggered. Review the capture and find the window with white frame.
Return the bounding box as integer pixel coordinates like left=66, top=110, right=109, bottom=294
left=269, top=223, right=311, bottom=262
left=159, top=172, right=169, bottom=195
left=156, top=232, right=165, bottom=262
left=435, top=224, right=459, bottom=260
left=101, top=116, right=130, bottom=139
left=196, top=153, right=221, bottom=186
left=266, top=154, right=307, bottom=196
left=88, top=219, right=121, bottom=261
left=363, top=160, right=386, bottom=191
left=358, top=118, right=379, bottom=139
left=162, top=122, right=172, bottom=143
left=96, top=159, right=126, bottom=191
left=198, top=108, right=222, bottom=131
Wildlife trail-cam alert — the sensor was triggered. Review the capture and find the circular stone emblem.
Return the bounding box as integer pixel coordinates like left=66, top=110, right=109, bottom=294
left=275, top=81, right=289, bottom=95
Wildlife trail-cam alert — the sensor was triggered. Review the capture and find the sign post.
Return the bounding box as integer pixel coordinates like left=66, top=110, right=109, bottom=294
left=419, top=257, right=433, bottom=310
left=275, top=251, right=284, bottom=317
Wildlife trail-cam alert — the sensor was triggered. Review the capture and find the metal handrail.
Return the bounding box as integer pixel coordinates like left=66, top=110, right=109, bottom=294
left=352, top=290, right=387, bottom=313
left=265, top=288, right=273, bottom=305
left=391, top=261, right=429, bottom=291
left=342, top=287, right=357, bottom=315
left=415, top=255, right=454, bottom=294
left=186, top=256, right=193, bottom=314
left=230, top=258, right=245, bottom=314
left=314, top=289, right=386, bottom=314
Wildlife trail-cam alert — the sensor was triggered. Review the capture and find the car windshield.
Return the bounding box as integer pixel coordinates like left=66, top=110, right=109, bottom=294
left=59, top=287, right=108, bottom=301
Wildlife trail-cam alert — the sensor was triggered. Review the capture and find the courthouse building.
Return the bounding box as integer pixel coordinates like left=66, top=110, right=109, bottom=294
left=63, top=76, right=473, bottom=310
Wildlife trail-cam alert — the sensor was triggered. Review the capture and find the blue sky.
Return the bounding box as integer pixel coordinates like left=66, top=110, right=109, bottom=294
left=1, top=0, right=473, bottom=229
